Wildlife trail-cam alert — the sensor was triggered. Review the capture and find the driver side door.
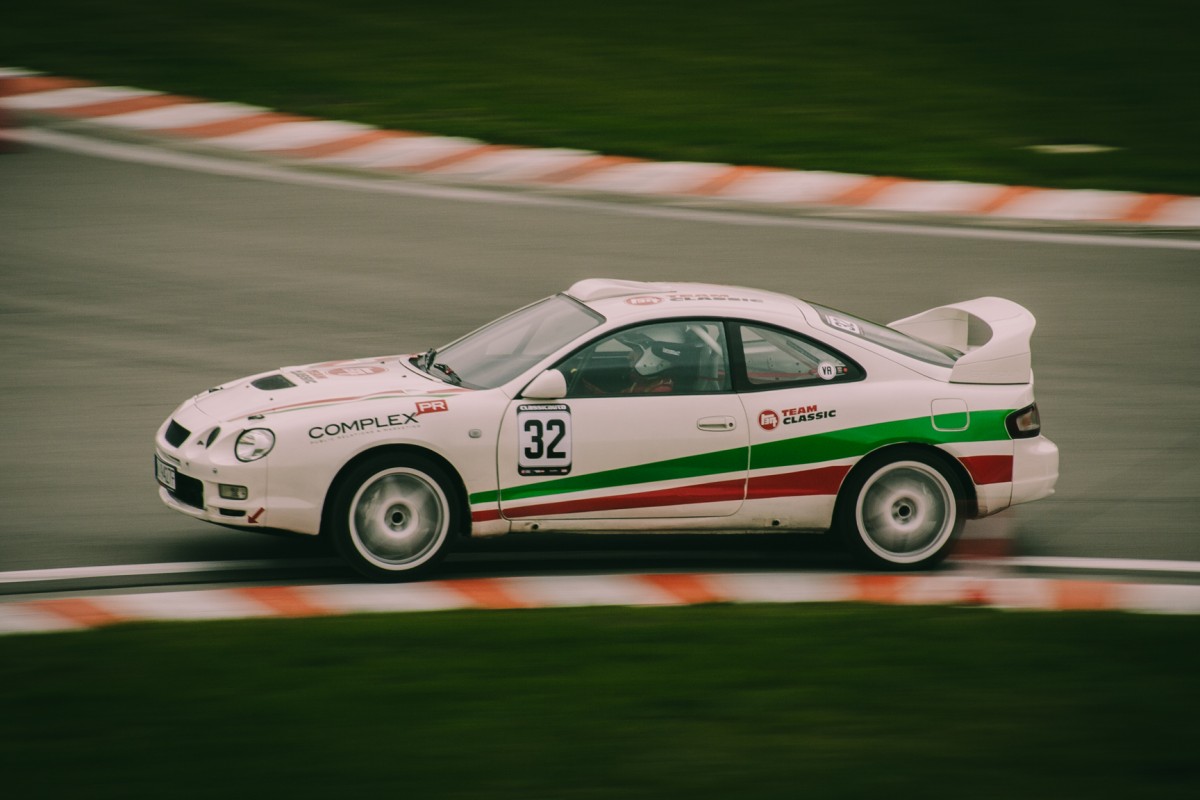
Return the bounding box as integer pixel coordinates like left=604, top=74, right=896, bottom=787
left=495, top=320, right=749, bottom=523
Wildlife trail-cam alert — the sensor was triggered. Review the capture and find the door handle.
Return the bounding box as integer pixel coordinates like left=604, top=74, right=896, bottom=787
left=697, top=416, right=737, bottom=432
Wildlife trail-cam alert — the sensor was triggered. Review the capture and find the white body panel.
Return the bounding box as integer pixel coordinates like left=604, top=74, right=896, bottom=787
left=496, top=394, right=750, bottom=520
left=154, top=279, right=1059, bottom=554
left=889, top=297, right=1036, bottom=384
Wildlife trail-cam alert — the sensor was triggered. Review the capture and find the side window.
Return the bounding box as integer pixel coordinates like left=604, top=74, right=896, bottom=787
left=738, top=324, right=861, bottom=387
left=559, top=321, right=731, bottom=397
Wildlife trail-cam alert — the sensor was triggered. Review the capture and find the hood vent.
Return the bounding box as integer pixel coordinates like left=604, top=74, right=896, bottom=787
left=251, top=374, right=296, bottom=390
left=165, top=420, right=191, bottom=448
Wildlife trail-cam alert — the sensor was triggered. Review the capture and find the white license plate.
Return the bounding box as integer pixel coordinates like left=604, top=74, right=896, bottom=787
left=155, top=457, right=177, bottom=491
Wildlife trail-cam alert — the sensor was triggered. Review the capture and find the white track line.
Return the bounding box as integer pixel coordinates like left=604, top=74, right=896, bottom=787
left=0, top=558, right=342, bottom=584
left=973, top=556, right=1200, bottom=574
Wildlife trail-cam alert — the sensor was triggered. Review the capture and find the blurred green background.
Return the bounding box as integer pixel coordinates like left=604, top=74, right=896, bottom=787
left=3, top=0, right=1198, bottom=193
left=3, top=605, right=1198, bottom=798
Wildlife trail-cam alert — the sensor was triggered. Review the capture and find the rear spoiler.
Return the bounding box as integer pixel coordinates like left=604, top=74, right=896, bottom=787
left=889, top=297, right=1035, bottom=384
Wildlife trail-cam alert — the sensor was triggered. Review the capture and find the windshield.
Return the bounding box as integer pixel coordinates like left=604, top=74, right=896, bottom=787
left=425, top=295, right=604, bottom=389
left=808, top=302, right=961, bottom=367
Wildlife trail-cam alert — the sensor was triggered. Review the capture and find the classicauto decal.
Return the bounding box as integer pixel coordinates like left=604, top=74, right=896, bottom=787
left=471, top=410, right=1016, bottom=519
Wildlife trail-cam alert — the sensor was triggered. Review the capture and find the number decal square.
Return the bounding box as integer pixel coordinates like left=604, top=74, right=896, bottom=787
left=517, top=404, right=572, bottom=476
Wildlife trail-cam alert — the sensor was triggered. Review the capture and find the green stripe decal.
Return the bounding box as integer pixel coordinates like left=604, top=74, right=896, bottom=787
left=750, top=410, right=1010, bottom=470
left=474, top=447, right=749, bottom=505
left=470, top=410, right=1012, bottom=506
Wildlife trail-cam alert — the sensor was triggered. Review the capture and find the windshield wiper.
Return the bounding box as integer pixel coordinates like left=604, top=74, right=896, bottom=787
left=431, top=361, right=462, bottom=386
left=414, top=347, right=437, bottom=373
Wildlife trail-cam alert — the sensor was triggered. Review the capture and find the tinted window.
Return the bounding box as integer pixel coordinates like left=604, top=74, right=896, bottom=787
left=558, top=320, right=731, bottom=397
left=738, top=324, right=861, bottom=387
left=808, top=302, right=961, bottom=367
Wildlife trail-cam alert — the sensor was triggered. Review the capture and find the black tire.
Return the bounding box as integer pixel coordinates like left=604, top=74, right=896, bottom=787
left=834, top=448, right=965, bottom=570
left=329, top=453, right=459, bottom=581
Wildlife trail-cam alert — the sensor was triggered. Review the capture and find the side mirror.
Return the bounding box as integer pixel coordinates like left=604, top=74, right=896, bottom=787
left=522, top=369, right=567, bottom=400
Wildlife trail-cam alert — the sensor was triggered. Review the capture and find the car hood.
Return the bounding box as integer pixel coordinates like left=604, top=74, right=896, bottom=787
left=191, top=355, right=469, bottom=422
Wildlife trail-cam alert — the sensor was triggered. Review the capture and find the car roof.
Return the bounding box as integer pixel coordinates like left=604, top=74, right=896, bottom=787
left=565, top=278, right=807, bottom=322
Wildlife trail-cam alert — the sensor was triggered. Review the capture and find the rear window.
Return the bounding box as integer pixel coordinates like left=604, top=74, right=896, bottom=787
left=808, top=303, right=961, bottom=367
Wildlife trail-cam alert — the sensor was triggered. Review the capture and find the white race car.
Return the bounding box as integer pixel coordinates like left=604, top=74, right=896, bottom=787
left=155, top=279, right=1058, bottom=580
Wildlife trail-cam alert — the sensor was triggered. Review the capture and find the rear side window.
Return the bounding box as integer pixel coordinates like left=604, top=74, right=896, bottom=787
left=808, top=302, right=961, bottom=367
left=737, top=324, right=862, bottom=388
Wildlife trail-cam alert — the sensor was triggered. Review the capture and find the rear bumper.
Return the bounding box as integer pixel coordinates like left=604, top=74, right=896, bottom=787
left=1011, top=435, right=1058, bottom=506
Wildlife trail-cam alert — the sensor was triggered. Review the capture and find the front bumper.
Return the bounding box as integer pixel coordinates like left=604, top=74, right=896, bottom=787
left=155, top=446, right=270, bottom=526
left=155, top=406, right=271, bottom=528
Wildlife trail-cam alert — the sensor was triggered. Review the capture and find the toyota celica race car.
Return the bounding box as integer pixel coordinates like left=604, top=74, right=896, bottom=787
left=155, top=279, right=1058, bottom=580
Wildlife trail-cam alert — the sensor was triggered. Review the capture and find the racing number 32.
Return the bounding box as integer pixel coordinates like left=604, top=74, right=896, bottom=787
left=517, top=404, right=572, bottom=476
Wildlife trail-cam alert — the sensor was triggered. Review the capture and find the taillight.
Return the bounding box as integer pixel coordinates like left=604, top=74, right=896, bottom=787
left=1006, top=403, right=1042, bottom=439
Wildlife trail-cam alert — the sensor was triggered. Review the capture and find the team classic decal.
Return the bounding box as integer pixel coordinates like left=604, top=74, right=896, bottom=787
left=517, top=404, right=572, bottom=476
left=760, top=406, right=838, bottom=430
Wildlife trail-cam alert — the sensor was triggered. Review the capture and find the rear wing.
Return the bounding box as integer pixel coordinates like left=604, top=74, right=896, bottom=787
left=889, top=297, right=1036, bottom=384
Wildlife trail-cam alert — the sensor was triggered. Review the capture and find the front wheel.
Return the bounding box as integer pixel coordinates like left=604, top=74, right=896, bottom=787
left=330, top=454, right=459, bottom=581
left=835, top=450, right=965, bottom=569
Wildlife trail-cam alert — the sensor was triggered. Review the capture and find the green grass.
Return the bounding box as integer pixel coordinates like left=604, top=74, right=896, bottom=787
left=3, top=0, right=1199, bottom=193
left=2, top=604, right=1197, bottom=798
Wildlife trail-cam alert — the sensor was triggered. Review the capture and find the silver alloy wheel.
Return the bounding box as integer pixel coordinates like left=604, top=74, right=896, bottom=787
left=854, top=460, right=957, bottom=564
left=348, top=467, right=449, bottom=570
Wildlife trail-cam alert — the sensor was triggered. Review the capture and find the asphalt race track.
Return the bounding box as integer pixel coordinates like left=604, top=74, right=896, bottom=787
left=2, top=131, right=1198, bottom=581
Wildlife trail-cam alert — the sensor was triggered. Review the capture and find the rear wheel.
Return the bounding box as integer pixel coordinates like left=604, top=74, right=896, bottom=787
left=330, top=454, right=458, bottom=581
left=836, top=450, right=964, bottom=569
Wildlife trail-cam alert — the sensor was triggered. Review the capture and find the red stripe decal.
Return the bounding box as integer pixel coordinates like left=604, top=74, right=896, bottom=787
left=498, top=464, right=850, bottom=519
left=960, top=455, right=1014, bottom=485
left=502, top=478, right=746, bottom=519
left=746, top=465, right=851, bottom=499
left=471, top=508, right=503, bottom=523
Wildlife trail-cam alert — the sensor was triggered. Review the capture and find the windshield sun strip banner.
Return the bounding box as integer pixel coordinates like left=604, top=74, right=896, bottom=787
left=470, top=410, right=1013, bottom=507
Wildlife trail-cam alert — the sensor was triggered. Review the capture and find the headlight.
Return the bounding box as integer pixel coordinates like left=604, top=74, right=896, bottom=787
left=235, top=428, right=275, bottom=462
